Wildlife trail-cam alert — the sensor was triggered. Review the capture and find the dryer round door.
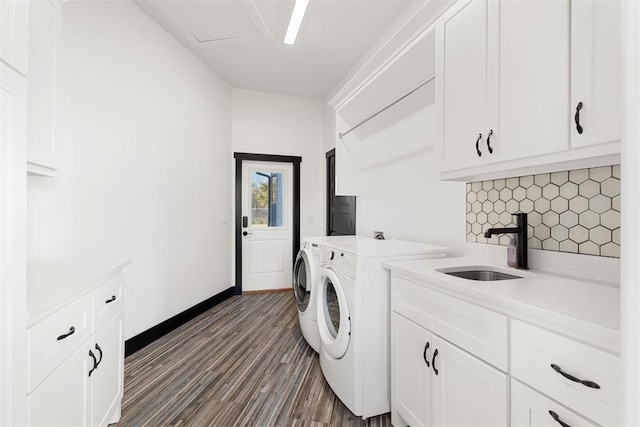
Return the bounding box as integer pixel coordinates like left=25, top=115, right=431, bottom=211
left=293, top=249, right=314, bottom=313
left=317, top=268, right=351, bottom=359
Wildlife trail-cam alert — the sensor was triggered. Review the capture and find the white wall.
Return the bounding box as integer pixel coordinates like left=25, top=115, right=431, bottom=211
left=341, top=81, right=467, bottom=252
left=231, top=88, right=326, bottom=247
left=27, top=0, right=233, bottom=340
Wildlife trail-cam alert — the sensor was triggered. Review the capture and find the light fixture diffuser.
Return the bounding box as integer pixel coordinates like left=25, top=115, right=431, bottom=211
left=284, top=0, right=310, bottom=45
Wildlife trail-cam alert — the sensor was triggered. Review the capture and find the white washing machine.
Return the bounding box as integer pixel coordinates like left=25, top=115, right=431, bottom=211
left=317, top=238, right=450, bottom=419
left=293, top=236, right=358, bottom=353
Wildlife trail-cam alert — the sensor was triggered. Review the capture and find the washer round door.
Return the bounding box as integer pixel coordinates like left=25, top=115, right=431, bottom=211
left=317, top=268, right=351, bottom=358
left=293, top=249, right=314, bottom=313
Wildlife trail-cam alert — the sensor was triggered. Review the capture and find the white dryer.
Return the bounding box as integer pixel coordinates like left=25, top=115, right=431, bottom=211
left=293, top=236, right=357, bottom=353
left=317, top=239, right=450, bottom=419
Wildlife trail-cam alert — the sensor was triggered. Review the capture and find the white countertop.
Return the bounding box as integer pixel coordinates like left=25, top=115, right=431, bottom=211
left=28, top=259, right=131, bottom=326
left=383, top=257, right=620, bottom=354
left=321, top=237, right=451, bottom=258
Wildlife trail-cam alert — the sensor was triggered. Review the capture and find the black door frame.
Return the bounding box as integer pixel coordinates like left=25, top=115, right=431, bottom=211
left=234, top=152, right=301, bottom=295
left=325, top=148, right=356, bottom=236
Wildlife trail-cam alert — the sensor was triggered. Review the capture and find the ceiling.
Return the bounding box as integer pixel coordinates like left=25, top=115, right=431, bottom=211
left=136, top=0, right=415, bottom=100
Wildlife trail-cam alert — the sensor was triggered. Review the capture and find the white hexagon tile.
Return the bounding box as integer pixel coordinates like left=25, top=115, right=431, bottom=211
left=466, top=165, right=621, bottom=258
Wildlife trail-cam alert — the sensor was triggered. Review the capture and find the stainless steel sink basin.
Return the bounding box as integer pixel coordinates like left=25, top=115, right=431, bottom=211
left=437, top=268, right=522, bottom=281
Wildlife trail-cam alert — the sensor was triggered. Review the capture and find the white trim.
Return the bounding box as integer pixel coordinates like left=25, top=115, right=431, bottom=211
left=621, top=0, right=640, bottom=423
left=324, top=0, right=456, bottom=107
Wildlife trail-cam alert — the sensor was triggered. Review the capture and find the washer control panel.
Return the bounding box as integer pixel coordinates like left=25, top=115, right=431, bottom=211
left=322, top=246, right=357, bottom=279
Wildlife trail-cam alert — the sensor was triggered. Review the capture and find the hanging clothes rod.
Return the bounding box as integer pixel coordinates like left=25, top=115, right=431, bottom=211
left=338, top=75, right=435, bottom=139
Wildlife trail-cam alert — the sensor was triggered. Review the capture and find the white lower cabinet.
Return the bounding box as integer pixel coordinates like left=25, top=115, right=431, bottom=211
left=28, top=342, right=92, bottom=427
left=512, top=380, right=598, bottom=427
left=389, top=274, right=619, bottom=427
left=391, top=313, right=508, bottom=427
left=27, top=273, right=125, bottom=426
left=392, top=313, right=432, bottom=427
left=511, top=319, right=619, bottom=426
left=90, top=310, right=124, bottom=427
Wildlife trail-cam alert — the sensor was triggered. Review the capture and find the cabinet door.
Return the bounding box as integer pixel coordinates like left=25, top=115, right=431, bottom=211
left=436, top=0, right=488, bottom=172
left=0, top=0, right=29, bottom=74
left=391, top=313, right=433, bottom=427
left=0, top=63, right=27, bottom=294
left=489, top=0, right=570, bottom=162
left=0, top=63, right=27, bottom=425
left=28, top=341, right=92, bottom=427
left=512, top=380, right=598, bottom=427
left=91, top=309, right=124, bottom=427
left=570, top=0, right=621, bottom=148
left=0, top=291, right=8, bottom=425
left=431, top=336, right=508, bottom=426
left=27, top=0, right=62, bottom=176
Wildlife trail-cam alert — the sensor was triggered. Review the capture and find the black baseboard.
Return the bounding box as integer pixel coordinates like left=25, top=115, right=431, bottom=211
left=124, top=286, right=236, bottom=357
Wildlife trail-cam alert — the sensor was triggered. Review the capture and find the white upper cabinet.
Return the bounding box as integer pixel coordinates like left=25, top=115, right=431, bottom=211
left=0, top=0, right=29, bottom=75
left=436, top=0, right=489, bottom=172
left=489, top=0, right=569, bottom=163
left=437, top=0, right=569, bottom=173
left=27, top=0, right=62, bottom=176
left=570, top=0, right=621, bottom=149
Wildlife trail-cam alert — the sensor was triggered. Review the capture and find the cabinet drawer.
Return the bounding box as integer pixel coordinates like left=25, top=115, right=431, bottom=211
left=28, top=294, right=92, bottom=392
left=512, top=379, right=598, bottom=427
left=93, top=274, right=123, bottom=332
left=511, top=320, right=619, bottom=425
left=391, top=276, right=508, bottom=370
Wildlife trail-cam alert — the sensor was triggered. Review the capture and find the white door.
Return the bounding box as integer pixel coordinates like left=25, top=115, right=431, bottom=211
left=391, top=313, right=433, bottom=427
left=431, top=336, right=508, bottom=426
left=570, top=0, right=621, bottom=148
left=0, top=62, right=27, bottom=426
left=28, top=343, right=92, bottom=427
left=91, top=310, right=124, bottom=427
left=436, top=0, right=489, bottom=172
left=0, top=0, right=29, bottom=74
left=241, top=161, right=293, bottom=292
left=489, top=0, right=570, bottom=162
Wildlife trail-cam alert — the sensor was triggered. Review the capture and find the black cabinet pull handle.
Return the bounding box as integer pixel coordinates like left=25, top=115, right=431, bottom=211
left=475, top=134, right=482, bottom=157
left=56, top=326, right=76, bottom=341
left=549, top=410, right=571, bottom=427
left=88, top=350, right=98, bottom=377
left=575, top=102, right=584, bottom=134
left=95, top=343, right=103, bottom=368
left=423, top=342, right=430, bottom=367
left=486, top=130, right=494, bottom=153
left=550, top=364, right=600, bottom=389
left=432, top=348, right=439, bottom=375
left=105, top=295, right=116, bottom=304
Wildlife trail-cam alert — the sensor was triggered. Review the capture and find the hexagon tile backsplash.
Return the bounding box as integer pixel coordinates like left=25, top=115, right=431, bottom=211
left=466, top=165, right=620, bottom=258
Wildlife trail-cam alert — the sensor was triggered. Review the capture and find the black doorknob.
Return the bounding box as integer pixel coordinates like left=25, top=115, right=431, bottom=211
left=242, top=231, right=249, bottom=236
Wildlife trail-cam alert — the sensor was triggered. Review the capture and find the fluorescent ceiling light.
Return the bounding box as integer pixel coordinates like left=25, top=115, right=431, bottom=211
left=284, top=0, right=310, bottom=45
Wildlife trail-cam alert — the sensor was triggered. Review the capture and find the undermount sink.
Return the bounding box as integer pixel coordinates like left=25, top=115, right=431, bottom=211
left=437, top=267, right=523, bottom=281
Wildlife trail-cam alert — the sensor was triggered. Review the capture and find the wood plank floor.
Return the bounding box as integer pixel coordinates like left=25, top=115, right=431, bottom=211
left=117, top=292, right=392, bottom=427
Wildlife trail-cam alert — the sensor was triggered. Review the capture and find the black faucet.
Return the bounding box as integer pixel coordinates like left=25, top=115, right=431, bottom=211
left=484, top=212, right=529, bottom=270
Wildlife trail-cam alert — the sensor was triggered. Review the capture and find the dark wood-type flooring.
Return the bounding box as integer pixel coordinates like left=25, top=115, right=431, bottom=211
left=116, top=292, right=392, bottom=427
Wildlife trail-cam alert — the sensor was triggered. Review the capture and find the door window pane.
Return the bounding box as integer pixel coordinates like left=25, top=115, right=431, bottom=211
left=251, top=171, right=284, bottom=227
